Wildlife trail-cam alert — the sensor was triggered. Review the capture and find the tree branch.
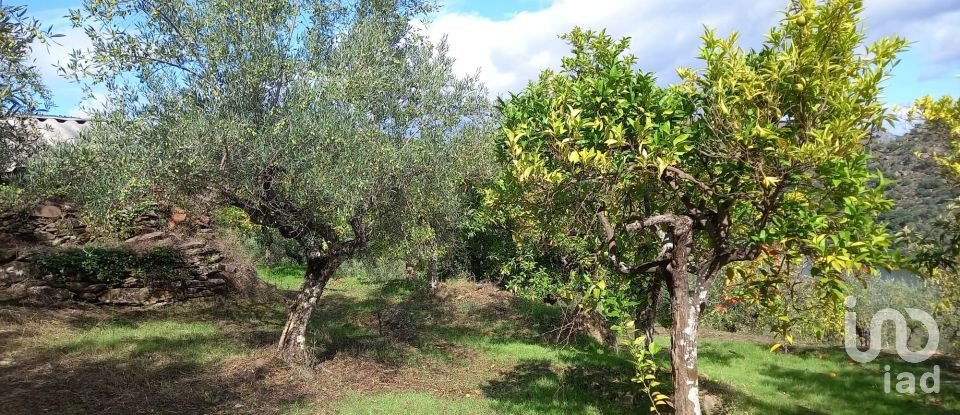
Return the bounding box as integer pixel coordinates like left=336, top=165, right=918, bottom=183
left=595, top=205, right=670, bottom=276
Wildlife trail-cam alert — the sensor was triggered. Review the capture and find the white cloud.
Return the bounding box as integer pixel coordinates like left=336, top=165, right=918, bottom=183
left=30, top=8, right=91, bottom=83
left=25, top=7, right=93, bottom=115
left=862, top=0, right=960, bottom=80
left=68, top=91, right=108, bottom=118
left=427, top=0, right=960, bottom=97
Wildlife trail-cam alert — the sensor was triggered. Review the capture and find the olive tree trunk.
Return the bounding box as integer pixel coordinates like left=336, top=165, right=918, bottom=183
left=277, top=256, right=343, bottom=364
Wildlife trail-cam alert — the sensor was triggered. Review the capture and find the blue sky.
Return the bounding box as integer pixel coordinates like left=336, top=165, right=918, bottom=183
left=27, top=0, right=960, bottom=124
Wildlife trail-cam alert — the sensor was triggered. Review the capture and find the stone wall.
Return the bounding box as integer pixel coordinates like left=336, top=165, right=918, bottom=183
left=0, top=200, right=91, bottom=247
left=0, top=200, right=260, bottom=306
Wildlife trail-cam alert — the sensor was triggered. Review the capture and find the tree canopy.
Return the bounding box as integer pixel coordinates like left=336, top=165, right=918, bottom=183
left=0, top=3, right=57, bottom=183
left=32, top=0, right=493, bottom=363
left=908, top=91, right=960, bottom=312
left=493, top=0, right=903, bottom=413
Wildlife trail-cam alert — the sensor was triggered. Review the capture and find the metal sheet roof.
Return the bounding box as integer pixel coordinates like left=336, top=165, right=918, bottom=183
left=19, top=116, right=93, bottom=143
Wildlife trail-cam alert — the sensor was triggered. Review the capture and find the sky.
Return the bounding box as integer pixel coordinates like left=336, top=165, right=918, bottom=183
left=25, top=0, right=960, bottom=124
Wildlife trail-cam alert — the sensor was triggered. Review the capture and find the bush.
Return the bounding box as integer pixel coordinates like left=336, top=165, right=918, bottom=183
left=850, top=275, right=957, bottom=353
left=36, top=245, right=188, bottom=283
left=210, top=206, right=302, bottom=265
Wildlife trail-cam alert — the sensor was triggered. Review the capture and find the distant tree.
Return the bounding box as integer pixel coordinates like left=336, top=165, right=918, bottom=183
left=871, top=123, right=959, bottom=239
left=495, top=1, right=901, bottom=413
left=32, top=0, right=492, bottom=364
left=909, top=91, right=960, bottom=311
left=0, top=3, right=56, bottom=184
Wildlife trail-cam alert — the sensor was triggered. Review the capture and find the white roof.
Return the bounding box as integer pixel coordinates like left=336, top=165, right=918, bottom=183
left=9, top=116, right=92, bottom=143
left=30, top=116, right=92, bottom=143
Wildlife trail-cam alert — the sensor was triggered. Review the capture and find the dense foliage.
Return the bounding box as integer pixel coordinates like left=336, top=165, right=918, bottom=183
left=0, top=3, right=57, bottom=187
left=7, top=0, right=957, bottom=413
left=30, top=0, right=493, bottom=363
left=37, top=245, right=188, bottom=283
left=907, top=92, right=960, bottom=322
left=493, top=1, right=902, bottom=412
left=871, top=124, right=959, bottom=238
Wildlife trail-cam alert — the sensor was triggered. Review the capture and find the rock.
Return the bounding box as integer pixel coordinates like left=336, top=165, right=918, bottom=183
left=0, top=249, right=18, bottom=264
left=84, top=283, right=108, bottom=293
left=184, top=247, right=212, bottom=256
left=31, top=205, right=63, bottom=218
left=99, top=287, right=152, bottom=305
left=147, top=289, right=174, bottom=303
left=33, top=231, right=55, bottom=241
left=1, top=262, right=31, bottom=284
left=171, top=207, right=188, bottom=223
left=0, top=282, right=29, bottom=301
left=178, top=239, right=206, bottom=250
left=125, top=231, right=165, bottom=243
left=185, top=279, right=219, bottom=288
left=0, top=201, right=243, bottom=306
left=183, top=287, right=207, bottom=296
left=26, top=286, right=73, bottom=300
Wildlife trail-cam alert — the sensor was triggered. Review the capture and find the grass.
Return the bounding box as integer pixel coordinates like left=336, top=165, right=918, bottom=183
left=695, top=339, right=959, bottom=414
left=0, top=266, right=956, bottom=414
left=54, top=320, right=243, bottom=363
left=256, top=264, right=306, bottom=290
left=335, top=391, right=492, bottom=415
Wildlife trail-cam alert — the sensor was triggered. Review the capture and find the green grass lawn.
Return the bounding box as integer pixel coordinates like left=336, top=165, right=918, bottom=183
left=0, top=269, right=956, bottom=414
left=695, top=339, right=958, bottom=414
left=256, top=264, right=306, bottom=290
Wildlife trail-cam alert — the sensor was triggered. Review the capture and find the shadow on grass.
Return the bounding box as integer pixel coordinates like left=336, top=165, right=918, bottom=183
left=699, top=343, right=960, bottom=415
left=306, top=277, right=647, bottom=413
left=481, top=356, right=640, bottom=415
left=1, top=325, right=306, bottom=414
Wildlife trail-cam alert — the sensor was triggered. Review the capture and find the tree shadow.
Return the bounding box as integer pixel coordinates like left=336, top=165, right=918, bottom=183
left=701, top=344, right=959, bottom=415
left=698, top=341, right=748, bottom=366
left=303, top=277, right=647, bottom=413
left=0, top=333, right=307, bottom=415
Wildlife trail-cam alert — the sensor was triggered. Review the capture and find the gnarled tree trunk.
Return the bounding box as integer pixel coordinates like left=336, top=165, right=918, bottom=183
left=277, top=256, right=343, bottom=364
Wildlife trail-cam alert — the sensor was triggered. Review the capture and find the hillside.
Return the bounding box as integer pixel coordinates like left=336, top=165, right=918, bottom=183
left=871, top=123, right=958, bottom=237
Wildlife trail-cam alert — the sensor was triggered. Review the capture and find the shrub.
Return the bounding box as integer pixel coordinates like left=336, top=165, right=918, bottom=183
left=211, top=206, right=302, bottom=265
left=36, top=245, right=188, bottom=283
left=850, top=275, right=956, bottom=353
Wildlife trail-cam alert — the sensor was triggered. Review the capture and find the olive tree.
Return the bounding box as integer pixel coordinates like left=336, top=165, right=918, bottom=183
left=0, top=3, right=56, bottom=183
left=909, top=93, right=960, bottom=311
left=495, top=1, right=900, bottom=413
left=36, top=0, right=491, bottom=363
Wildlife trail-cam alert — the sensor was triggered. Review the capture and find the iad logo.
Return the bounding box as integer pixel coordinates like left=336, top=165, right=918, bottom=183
left=844, top=296, right=941, bottom=394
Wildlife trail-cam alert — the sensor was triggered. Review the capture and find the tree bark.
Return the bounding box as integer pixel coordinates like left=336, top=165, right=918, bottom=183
left=636, top=277, right=662, bottom=348
left=277, top=256, right=342, bottom=364
left=427, top=252, right=439, bottom=289
left=662, top=215, right=702, bottom=415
